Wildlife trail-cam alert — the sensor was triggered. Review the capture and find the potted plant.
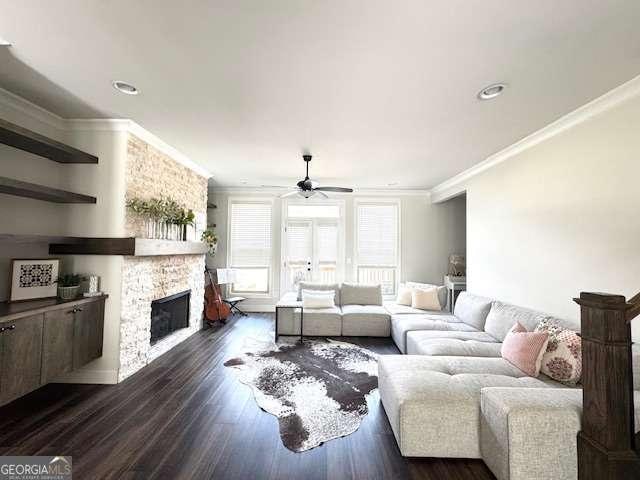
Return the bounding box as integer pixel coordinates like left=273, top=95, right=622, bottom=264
left=56, top=274, right=83, bottom=300
left=177, top=208, right=196, bottom=240
left=201, top=229, right=218, bottom=255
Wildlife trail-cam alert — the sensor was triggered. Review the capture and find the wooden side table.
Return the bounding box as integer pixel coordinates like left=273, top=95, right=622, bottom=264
left=444, top=275, right=466, bottom=313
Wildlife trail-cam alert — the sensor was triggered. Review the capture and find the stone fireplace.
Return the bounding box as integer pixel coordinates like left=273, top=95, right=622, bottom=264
left=118, top=134, right=208, bottom=382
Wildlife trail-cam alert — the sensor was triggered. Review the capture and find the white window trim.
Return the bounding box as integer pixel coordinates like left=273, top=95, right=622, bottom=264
left=227, top=197, right=275, bottom=298
left=280, top=197, right=346, bottom=294
left=353, top=198, right=402, bottom=298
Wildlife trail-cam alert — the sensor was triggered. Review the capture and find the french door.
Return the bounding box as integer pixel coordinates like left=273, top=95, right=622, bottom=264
left=283, top=218, right=342, bottom=291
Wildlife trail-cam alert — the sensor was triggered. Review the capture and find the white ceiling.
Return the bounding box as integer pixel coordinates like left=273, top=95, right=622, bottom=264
left=1, top=1, right=639, bottom=189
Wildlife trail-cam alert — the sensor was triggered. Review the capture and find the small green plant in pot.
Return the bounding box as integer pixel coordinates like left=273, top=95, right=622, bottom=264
left=201, top=229, right=218, bottom=255
left=57, top=274, right=83, bottom=300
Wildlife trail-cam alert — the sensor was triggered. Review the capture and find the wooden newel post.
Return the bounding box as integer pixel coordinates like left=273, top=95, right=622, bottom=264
left=573, top=292, right=640, bottom=480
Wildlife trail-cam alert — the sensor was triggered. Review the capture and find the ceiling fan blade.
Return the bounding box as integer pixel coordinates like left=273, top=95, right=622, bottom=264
left=280, top=190, right=301, bottom=198
left=314, top=186, right=354, bottom=193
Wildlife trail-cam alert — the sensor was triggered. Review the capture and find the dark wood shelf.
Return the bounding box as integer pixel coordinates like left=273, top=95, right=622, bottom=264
left=0, top=176, right=97, bottom=204
left=0, top=118, right=98, bottom=164
left=49, top=238, right=208, bottom=256
left=0, top=294, right=108, bottom=323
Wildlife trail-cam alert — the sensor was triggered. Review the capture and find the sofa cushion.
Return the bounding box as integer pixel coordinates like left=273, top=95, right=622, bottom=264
left=484, top=301, right=549, bottom=341
left=276, top=304, right=341, bottom=336
left=480, top=387, right=583, bottom=480
left=296, top=282, right=340, bottom=304
left=391, top=314, right=477, bottom=353
left=301, top=289, right=336, bottom=309
left=340, top=283, right=383, bottom=306
left=453, top=292, right=493, bottom=330
left=408, top=338, right=503, bottom=357
left=378, top=355, right=553, bottom=458
left=411, top=287, right=442, bottom=311
left=384, top=301, right=448, bottom=315
left=396, top=283, right=413, bottom=305
left=535, top=319, right=582, bottom=385
left=406, top=281, right=448, bottom=309
left=341, top=305, right=390, bottom=337
left=405, top=330, right=499, bottom=356
left=500, top=322, right=549, bottom=377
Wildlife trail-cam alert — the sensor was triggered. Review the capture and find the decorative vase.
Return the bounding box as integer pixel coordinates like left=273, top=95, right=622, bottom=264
left=58, top=285, right=80, bottom=300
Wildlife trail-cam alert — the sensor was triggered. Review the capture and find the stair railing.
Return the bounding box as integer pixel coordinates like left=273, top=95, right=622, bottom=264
left=574, top=291, right=640, bottom=480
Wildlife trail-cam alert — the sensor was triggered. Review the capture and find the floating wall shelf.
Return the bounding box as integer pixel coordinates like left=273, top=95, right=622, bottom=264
left=0, top=118, right=99, bottom=164
left=49, top=238, right=208, bottom=256
left=0, top=176, right=97, bottom=204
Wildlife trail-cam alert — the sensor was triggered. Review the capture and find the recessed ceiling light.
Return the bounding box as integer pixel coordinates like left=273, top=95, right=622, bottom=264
left=0, top=36, right=11, bottom=46
left=112, top=80, right=139, bottom=95
left=477, top=83, right=506, bottom=100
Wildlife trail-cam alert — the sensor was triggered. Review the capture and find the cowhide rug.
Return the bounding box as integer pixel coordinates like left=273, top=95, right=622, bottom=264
left=224, top=338, right=378, bottom=452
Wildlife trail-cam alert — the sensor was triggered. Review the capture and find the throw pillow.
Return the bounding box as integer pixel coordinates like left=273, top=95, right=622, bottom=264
left=396, top=283, right=413, bottom=306
left=301, top=290, right=335, bottom=309
left=535, top=319, right=582, bottom=385
left=411, top=287, right=442, bottom=311
left=405, top=281, right=448, bottom=309
left=501, top=322, right=549, bottom=377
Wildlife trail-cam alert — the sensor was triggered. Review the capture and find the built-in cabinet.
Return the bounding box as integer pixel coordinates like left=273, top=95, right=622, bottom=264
left=0, top=295, right=106, bottom=406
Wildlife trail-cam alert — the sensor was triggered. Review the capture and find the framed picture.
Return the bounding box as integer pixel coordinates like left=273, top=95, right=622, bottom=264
left=9, top=258, right=60, bottom=302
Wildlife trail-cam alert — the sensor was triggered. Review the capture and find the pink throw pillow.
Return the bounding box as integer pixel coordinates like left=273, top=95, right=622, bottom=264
left=501, top=322, right=549, bottom=377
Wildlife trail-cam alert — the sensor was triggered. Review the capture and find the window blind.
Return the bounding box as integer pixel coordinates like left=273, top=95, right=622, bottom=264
left=317, top=223, right=338, bottom=263
left=286, top=221, right=312, bottom=262
left=357, top=203, right=398, bottom=266
left=230, top=202, right=272, bottom=267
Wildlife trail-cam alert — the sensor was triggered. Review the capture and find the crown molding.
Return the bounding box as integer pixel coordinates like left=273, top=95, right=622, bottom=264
left=0, top=86, right=66, bottom=129
left=211, top=186, right=431, bottom=198
left=0, top=88, right=211, bottom=179
left=430, top=73, right=640, bottom=203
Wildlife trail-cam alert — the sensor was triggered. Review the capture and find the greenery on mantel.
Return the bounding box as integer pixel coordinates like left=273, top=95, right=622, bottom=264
left=126, top=195, right=197, bottom=240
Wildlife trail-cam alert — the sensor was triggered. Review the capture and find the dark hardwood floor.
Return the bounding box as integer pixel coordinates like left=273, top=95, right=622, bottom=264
left=0, top=313, right=495, bottom=480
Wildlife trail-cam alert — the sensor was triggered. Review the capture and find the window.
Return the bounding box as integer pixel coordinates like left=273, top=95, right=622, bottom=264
left=228, top=201, right=273, bottom=294
left=355, top=202, right=399, bottom=295
left=287, top=204, right=340, bottom=218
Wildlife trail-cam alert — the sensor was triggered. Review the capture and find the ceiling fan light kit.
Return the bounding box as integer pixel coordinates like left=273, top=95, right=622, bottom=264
left=281, top=154, right=354, bottom=199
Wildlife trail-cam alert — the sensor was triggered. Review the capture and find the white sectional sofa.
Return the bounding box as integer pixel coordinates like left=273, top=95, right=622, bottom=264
left=276, top=283, right=639, bottom=480
left=379, top=291, right=640, bottom=480
left=276, top=282, right=392, bottom=337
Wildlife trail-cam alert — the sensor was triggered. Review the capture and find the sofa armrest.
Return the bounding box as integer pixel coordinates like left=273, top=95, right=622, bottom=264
left=480, top=387, right=582, bottom=480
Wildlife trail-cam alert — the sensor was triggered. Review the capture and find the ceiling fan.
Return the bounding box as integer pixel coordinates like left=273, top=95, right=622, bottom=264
left=281, top=154, right=354, bottom=198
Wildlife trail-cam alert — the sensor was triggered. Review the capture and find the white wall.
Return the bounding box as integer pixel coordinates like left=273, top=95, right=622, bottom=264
left=0, top=94, right=129, bottom=383
left=207, top=189, right=466, bottom=309
left=463, top=92, right=640, bottom=340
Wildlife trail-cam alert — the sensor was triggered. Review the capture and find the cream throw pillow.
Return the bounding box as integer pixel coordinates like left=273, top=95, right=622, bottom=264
left=301, top=289, right=335, bottom=309
left=411, top=287, right=442, bottom=311
left=396, top=283, right=413, bottom=306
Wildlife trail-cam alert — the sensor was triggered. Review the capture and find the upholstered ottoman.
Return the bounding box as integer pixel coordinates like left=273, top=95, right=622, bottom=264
left=378, top=355, right=553, bottom=458
left=480, top=387, right=581, bottom=480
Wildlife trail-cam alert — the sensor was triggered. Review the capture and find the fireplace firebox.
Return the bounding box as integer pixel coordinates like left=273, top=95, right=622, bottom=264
left=150, top=290, right=191, bottom=345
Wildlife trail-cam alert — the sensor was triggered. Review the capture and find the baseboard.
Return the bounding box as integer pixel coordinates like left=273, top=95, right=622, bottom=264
left=56, top=369, right=119, bottom=385
left=240, top=304, right=275, bottom=313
